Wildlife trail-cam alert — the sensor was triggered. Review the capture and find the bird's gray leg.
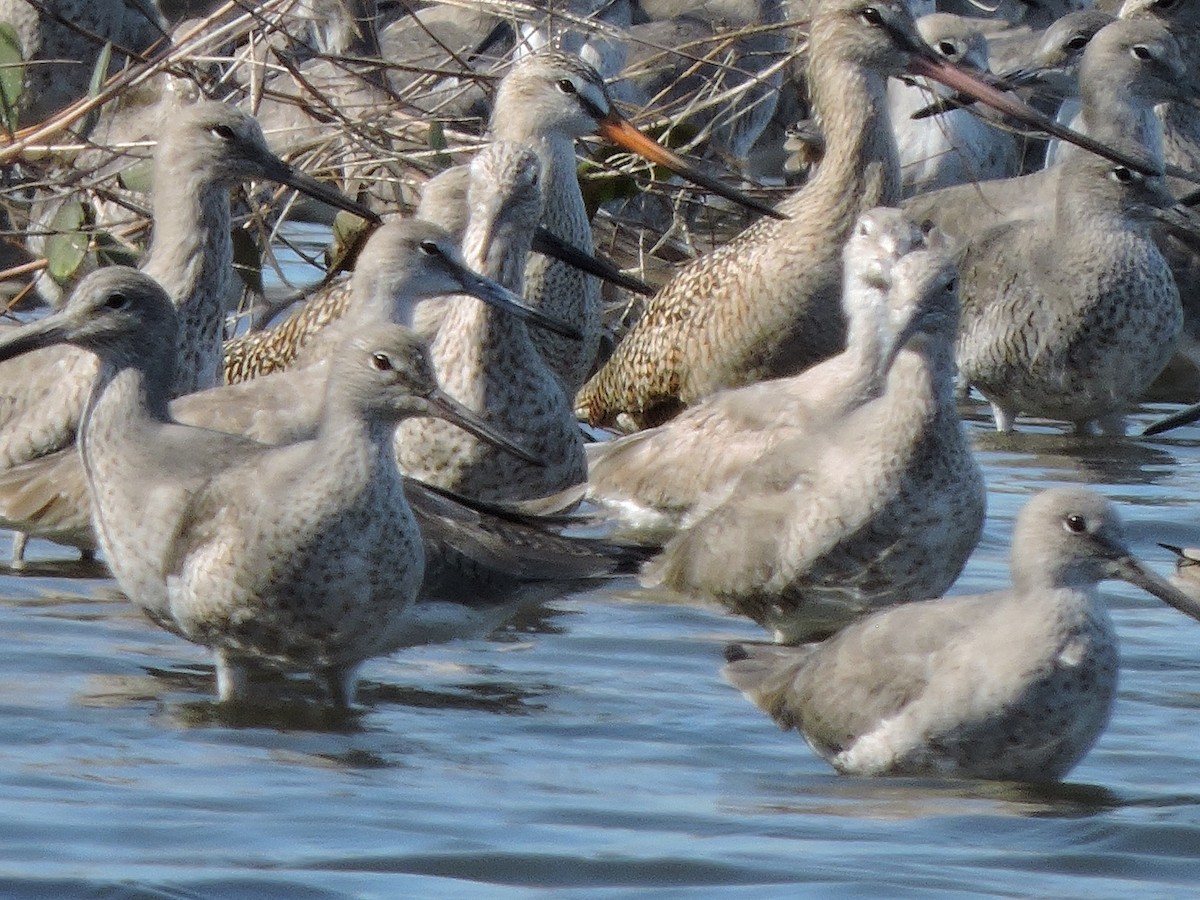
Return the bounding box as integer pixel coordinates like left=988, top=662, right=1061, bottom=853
left=11, top=531, right=27, bottom=566
left=990, top=402, right=1016, bottom=433
left=215, top=650, right=252, bottom=702
left=323, top=665, right=360, bottom=708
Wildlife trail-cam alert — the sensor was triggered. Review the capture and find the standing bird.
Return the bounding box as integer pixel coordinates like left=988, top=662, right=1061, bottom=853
left=222, top=50, right=767, bottom=390
left=903, top=18, right=1196, bottom=243
left=889, top=13, right=1019, bottom=196
left=955, top=153, right=1183, bottom=434
left=576, top=0, right=1118, bottom=429
left=0, top=219, right=546, bottom=557
left=583, top=207, right=925, bottom=536
left=395, top=142, right=587, bottom=502
left=644, top=243, right=985, bottom=642
left=0, top=268, right=537, bottom=705
left=0, top=101, right=377, bottom=561
left=724, top=488, right=1200, bottom=782
left=486, top=49, right=779, bottom=396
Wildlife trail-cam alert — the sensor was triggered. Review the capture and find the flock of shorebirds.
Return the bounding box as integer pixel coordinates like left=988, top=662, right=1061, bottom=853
left=2, top=0, right=1200, bottom=784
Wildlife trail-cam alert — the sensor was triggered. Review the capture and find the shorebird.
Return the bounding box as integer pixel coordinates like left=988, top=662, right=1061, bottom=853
left=0, top=218, right=551, bottom=555
left=395, top=142, right=587, bottom=502
left=224, top=50, right=759, bottom=390
left=1023, top=9, right=1119, bottom=167
left=576, top=0, right=1132, bottom=430
left=889, top=13, right=1019, bottom=196
left=221, top=218, right=580, bottom=384
left=642, top=243, right=985, bottom=643
left=955, top=152, right=1183, bottom=434
left=584, top=207, right=925, bottom=536
left=0, top=267, right=546, bottom=705
left=488, top=49, right=779, bottom=396
left=0, top=101, right=377, bottom=561
left=724, top=488, right=1200, bottom=782
left=1119, top=0, right=1200, bottom=197
left=903, top=18, right=1195, bottom=245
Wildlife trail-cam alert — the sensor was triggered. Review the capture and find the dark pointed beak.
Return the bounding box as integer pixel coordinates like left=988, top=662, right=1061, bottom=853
left=1108, top=551, right=1200, bottom=623
left=258, top=154, right=383, bottom=224
left=1143, top=402, right=1200, bottom=436
left=904, top=50, right=1171, bottom=179
left=449, top=255, right=582, bottom=340
left=426, top=388, right=544, bottom=466
left=0, top=314, right=77, bottom=362
left=532, top=227, right=655, bottom=297
left=595, top=111, right=785, bottom=220
left=1158, top=543, right=1200, bottom=571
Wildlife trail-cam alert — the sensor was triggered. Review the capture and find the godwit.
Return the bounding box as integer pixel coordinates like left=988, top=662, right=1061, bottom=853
left=724, top=488, right=1200, bottom=781
left=576, top=0, right=1130, bottom=429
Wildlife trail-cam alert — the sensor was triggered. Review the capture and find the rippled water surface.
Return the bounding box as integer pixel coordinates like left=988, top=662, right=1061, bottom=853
left=4, top=340, right=1200, bottom=894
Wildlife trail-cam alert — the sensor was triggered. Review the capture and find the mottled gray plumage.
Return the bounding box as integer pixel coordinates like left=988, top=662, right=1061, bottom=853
left=0, top=101, right=374, bottom=558
left=0, top=218, right=547, bottom=555
left=576, top=0, right=1080, bottom=429
left=395, top=142, right=586, bottom=501
left=0, top=266, right=557, bottom=705
left=956, top=152, right=1182, bottom=434
left=585, top=207, right=925, bottom=534
left=644, top=245, right=985, bottom=642
left=724, top=488, right=1200, bottom=781
left=904, top=18, right=1187, bottom=243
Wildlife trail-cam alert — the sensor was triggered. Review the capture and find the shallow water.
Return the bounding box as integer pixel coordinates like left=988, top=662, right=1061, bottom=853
left=2, top=398, right=1200, bottom=898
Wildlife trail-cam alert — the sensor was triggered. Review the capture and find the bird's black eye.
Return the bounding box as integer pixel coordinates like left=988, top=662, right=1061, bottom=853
left=1065, top=35, right=1089, bottom=52
left=104, top=291, right=128, bottom=310
left=209, top=124, right=236, bottom=141
left=1131, top=44, right=1153, bottom=61
left=1110, top=166, right=1137, bottom=184
left=418, top=240, right=441, bottom=256
left=937, top=40, right=958, bottom=57
left=371, top=352, right=393, bottom=371
left=859, top=5, right=884, bottom=25
left=556, top=78, right=577, bottom=95
left=944, top=277, right=956, bottom=293
left=1064, top=514, right=1087, bottom=534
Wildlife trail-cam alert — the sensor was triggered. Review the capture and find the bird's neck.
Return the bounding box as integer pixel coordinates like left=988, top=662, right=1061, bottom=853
left=435, top=214, right=541, bottom=382
left=787, top=58, right=900, bottom=217
left=1080, top=88, right=1164, bottom=168
left=82, top=358, right=174, bottom=453
left=521, top=134, right=591, bottom=245
left=142, top=170, right=235, bottom=395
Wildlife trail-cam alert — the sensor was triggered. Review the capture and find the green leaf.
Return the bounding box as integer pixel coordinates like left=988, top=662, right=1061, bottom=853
left=116, top=158, right=153, bottom=193
left=0, top=22, right=25, bottom=134
left=45, top=200, right=91, bottom=283
left=427, top=120, right=451, bottom=169
left=93, top=230, right=141, bottom=268
left=76, top=41, right=112, bottom=140
left=327, top=210, right=371, bottom=274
